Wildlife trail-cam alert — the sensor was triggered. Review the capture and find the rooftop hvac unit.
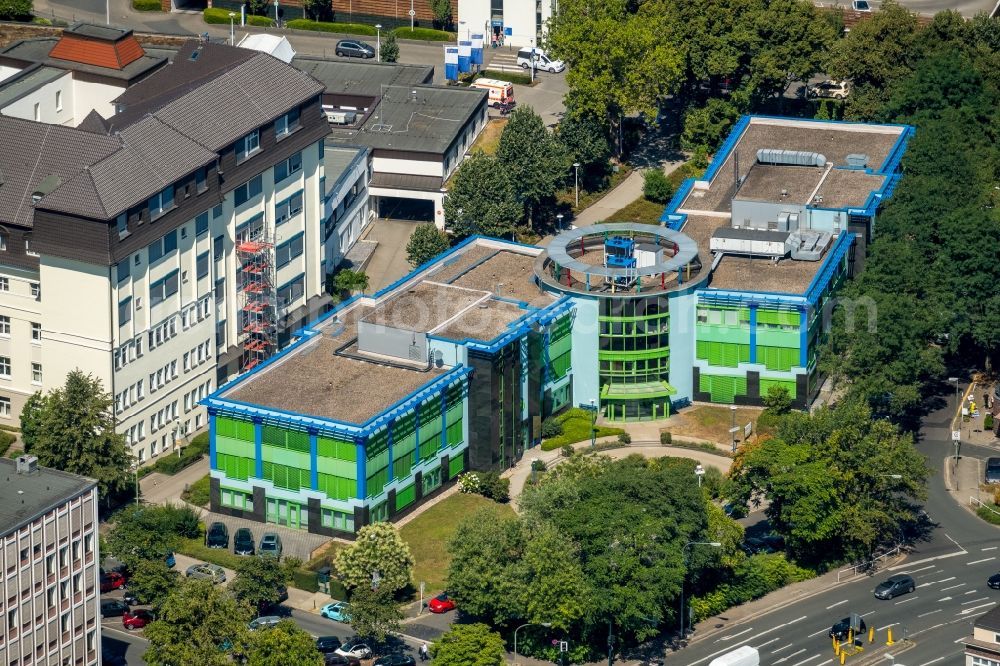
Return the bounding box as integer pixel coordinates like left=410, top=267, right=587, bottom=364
left=325, top=110, right=357, bottom=125
left=756, top=148, right=826, bottom=168
left=846, top=153, right=869, bottom=168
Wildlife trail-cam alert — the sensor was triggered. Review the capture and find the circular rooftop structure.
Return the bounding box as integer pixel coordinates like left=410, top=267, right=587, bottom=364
left=535, top=223, right=708, bottom=297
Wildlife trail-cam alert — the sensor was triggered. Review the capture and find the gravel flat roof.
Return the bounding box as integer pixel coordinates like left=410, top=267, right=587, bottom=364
left=710, top=253, right=821, bottom=294
left=450, top=251, right=552, bottom=306
left=362, top=282, right=488, bottom=332
left=432, top=299, right=527, bottom=342
left=815, top=169, right=886, bottom=209
left=734, top=164, right=825, bottom=204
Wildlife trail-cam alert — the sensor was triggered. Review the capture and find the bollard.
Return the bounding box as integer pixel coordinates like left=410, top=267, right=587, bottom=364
left=886, top=627, right=894, bottom=646
left=833, top=637, right=839, bottom=655
left=840, top=649, right=846, bottom=664
left=847, top=629, right=853, bottom=646
left=869, top=626, right=874, bottom=643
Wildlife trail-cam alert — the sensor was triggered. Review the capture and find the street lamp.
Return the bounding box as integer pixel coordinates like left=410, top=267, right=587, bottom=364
left=410, top=0, right=415, bottom=30
left=573, top=163, right=581, bottom=208
left=679, top=542, right=721, bottom=640
left=556, top=213, right=564, bottom=231
left=729, top=404, right=738, bottom=453
left=695, top=464, right=705, bottom=487
left=513, top=622, right=551, bottom=665
left=590, top=397, right=597, bottom=448
left=375, top=24, right=382, bottom=63
left=229, top=12, right=236, bottom=45
left=949, top=376, right=962, bottom=462
left=529, top=38, right=536, bottom=83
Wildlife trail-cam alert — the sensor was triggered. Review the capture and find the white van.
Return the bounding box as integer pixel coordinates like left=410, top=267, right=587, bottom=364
left=516, top=48, right=565, bottom=73
left=470, top=78, right=515, bottom=108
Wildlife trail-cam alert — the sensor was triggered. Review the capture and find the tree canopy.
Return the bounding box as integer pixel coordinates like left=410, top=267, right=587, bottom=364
left=431, top=623, right=507, bottom=666
left=231, top=556, right=288, bottom=610
left=245, top=620, right=324, bottom=666
left=406, top=223, right=451, bottom=267
left=347, top=584, right=403, bottom=642
left=495, top=107, right=569, bottom=229
left=334, top=522, right=414, bottom=594
left=443, top=153, right=522, bottom=238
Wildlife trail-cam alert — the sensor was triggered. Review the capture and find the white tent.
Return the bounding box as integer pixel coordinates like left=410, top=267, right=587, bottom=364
left=236, top=34, right=296, bottom=64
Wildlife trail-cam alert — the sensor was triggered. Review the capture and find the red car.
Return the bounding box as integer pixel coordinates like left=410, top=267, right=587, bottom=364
left=122, top=609, right=155, bottom=630
left=100, top=572, right=126, bottom=593
left=428, top=593, right=455, bottom=614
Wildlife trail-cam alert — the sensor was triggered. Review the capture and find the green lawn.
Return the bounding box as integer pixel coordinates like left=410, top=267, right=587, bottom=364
left=606, top=196, right=665, bottom=225
left=399, top=493, right=513, bottom=594
left=541, top=408, right=624, bottom=451
left=557, top=166, right=633, bottom=214
left=181, top=474, right=210, bottom=507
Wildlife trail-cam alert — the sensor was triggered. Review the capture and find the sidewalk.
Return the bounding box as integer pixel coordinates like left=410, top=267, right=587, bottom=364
left=570, top=159, right=684, bottom=228
left=140, top=456, right=208, bottom=506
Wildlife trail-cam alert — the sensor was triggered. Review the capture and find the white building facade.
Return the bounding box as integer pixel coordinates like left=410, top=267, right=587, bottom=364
left=457, top=0, right=556, bottom=47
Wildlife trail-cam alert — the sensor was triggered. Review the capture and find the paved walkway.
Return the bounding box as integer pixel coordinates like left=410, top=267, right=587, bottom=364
left=570, top=159, right=685, bottom=228
left=140, top=456, right=208, bottom=506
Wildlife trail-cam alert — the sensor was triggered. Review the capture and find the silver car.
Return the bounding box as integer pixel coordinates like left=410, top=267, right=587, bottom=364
left=248, top=615, right=282, bottom=631
left=185, top=563, right=226, bottom=584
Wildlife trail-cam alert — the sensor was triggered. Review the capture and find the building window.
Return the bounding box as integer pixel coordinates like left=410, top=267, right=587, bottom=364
left=275, top=233, right=304, bottom=268
left=116, top=259, right=130, bottom=283
left=149, top=230, right=178, bottom=263
left=0, top=397, right=9, bottom=417
left=32, top=363, right=42, bottom=383
left=116, top=213, right=128, bottom=239
left=0, top=232, right=5, bottom=250
left=216, top=319, right=226, bottom=348
left=33, top=102, right=39, bottom=121
left=275, top=107, right=300, bottom=138
left=236, top=129, right=261, bottom=164
left=196, top=212, right=209, bottom=237
left=0, top=357, right=9, bottom=377
left=213, top=204, right=223, bottom=219
left=150, top=271, right=179, bottom=307
left=196, top=251, right=210, bottom=280
left=0, top=277, right=7, bottom=291
left=275, top=153, right=303, bottom=187
left=118, top=297, right=132, bottom=325
left=0, top=315, right=8, bottom=335
left=30, top=282, right=39, bottom=299
left=148, top=185, right=175, bottom=221
left=236, top=213, right=265, bottom=243
left=194, top=166, right=208, bottom=194
left=31, top=322, right=40, bottom=342
left=214, top=234, right=225, bottom=260
left=275, top=190, right=303, bottom=226
left=234, top=175, right=263, bottom=207
left=55, top=90, right=62, bottom=112
left=277, top=274, right=305, bottom=304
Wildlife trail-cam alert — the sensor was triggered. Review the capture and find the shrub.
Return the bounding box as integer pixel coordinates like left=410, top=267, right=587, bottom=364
left=138, top=432, right=209, bottom=478
left=617, top=432, right=632, bottom=445
left=689, top=553, right=814, bottom=621
left=393, top=26, right=455, bottom=41
left=32, top=16, right=52, bottom=24
left=660, top=431, right=672, bottom=445
left=478, top=471, right=510, bottom=503
left=203, top=7, right=234, bottom=23
left=132, top=0, right=161, bottom=11
left=457, top=472, right=481, bottom=494
left=181, top=474, right=211, bottom=507
left=477, top=70, right=532, bottom=86
left=247, top=14, right=274, bottom=26
left=160, top=505, right=201, bottom=539
left=0, top=0, right=32, bottom=20
left=986, top=414, right=995, bottom=431
left=0, top=431, right=15, bottom=458
left=560, top=444, right=574, bottom=458
left=285, top=18, right=376, bottom=35
left=541, top=418, right=563, bottom=439
left=176, top=537, right=245, bottom=571
left=643, top=169, right=673, bottom=203
left=532, top=458, right=548, bottom=471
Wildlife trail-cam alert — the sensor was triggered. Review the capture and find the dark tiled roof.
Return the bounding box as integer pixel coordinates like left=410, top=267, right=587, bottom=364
left=77, top=109, right=111, bottom=134
left=0, top=457, right=96, bottom=538
left=0, top=116, right=119, bottom=228
left=976, top=605, right=1000, bottom=632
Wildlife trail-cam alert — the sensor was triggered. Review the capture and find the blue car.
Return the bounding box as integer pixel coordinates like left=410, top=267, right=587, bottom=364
left=320, top=601, right=351, bottom=622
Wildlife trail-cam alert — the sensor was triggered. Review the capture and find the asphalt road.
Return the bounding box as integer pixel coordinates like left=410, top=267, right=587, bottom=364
left=676, top=392, right=1000, bottom=666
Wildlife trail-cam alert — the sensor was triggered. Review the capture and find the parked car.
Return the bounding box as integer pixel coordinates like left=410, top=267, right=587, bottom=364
left=325, top=654, right=362, bottom=666
left=336, top=639, right=373, bottom=659
left=100, top=571, right=126, bottom=593
left=807, top=80, right=851, bottom=100
left=986, top=458, right=1000, bottom=484
left=829, top=616, right=866, bottom=641
left=740, top=538, right=774, bottom=556
left=335, top=39, right=375, bottom=59
left=321, top=601, right=351, bottom=622
left=988, top=572, right=1000, bottom=589
left=234, top=528, right=255, bottom=556
left=100, top=599, right=130, bottom=618
left=428, top=592, right=456, bottom=614
left=122, top=609, right=155, bottom=630
left=122, top=590, right=139, bottom=606
left=259, top=533, right=282, bottom=559
left=185, top=563, right=227, bottom=584
left=316, top=636, right=343, bottom=654
left=374, top=653, right=416, bottom=666
left=852, top=0, right=872, bottom=10
left=515, top=47, right=566, bottom=73
left=206, top=522, right=229, bottom=549
left=874, top=574, right=915, bottom=600
left=248, top=615, right=282, bottom=631
left=723, top=503, right=747, bottom=519
left=102, top=650, right=128, bottom=666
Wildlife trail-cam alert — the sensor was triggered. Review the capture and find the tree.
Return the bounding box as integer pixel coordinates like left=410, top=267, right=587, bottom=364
left=347, top=585, right=402, bottom=642
left=328, top=269, right=370, bottom=300
left=406, top=223, right=450, bottom=267
left=28, top=370, right=132, bottom=501
left=430, top=0, right=452, bottom=29
left=0, top=0, right=31, bottom=20
left=557, top=112, right=612, bottom=191
left=18, top=391, right=44, bottom=453
left=762, top=385, right=793, bottom=415
left=642, top=169, right=672, bottom=204
left=144, top=579, right=253, bottom=666
left=128, top=559, right=179, bottom=606
left=246, top=620, right=324, bottom=666
left=495, top=107, right=569, bottom=227
left=681, top=98, right=741, bottom=152
left=105, top=505, right=177, bottom=572
left=431, top=623, right=506, bottom=666
left=443, top=153, right=522, bottom=239
left=302, top=0, right=332, bottom=21
left=334, top=522, right=414, bottom=594
left=231, top=556, right=288, bottom=610
left=380, top=31, right=400, bottom=63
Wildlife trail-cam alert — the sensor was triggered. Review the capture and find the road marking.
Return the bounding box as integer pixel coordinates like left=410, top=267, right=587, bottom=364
left=790, top=654, right=827, bottom=666
left=946, top=533, right=964, bottom=550
left=718, top=628, right=753, bottom=641
left=772, top=643, right=793, bottom=653
left=965, top=590, right=979, bottom=595
left=877, top=623, right=898, bottom=631
left=983, top=547, right=998, bottom=551
left=917, top=658, right=946, bottom=666
left=806, top=627, right=830, bottom=638
left=959, top=602, right=996, bottom=615
left=756, top=638, right=780, bottom=649
left=888, top=550, right=966, bottom=571
left=905, top=565, right=936, bottom=574
left=774, top=648, right=807, bottom=664
left=687, top=616, right=807, bottom=666
left=938, top=597, right=952, bottom=602
left=962, top=597, right=989, bottom=605
left=941, top=583, right=966, bottom=591
left=895, top=596, right=918, bottom=605
left=918, top=609, right=942, bottom=618
left=825, top=600, right=848, bottom=610
left=935, top=576, right=956, bottom=584
left=967, top=557, right=996, bottom=565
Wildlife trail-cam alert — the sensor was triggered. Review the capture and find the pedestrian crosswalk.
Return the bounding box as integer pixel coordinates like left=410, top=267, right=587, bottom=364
left=486, top=51, right=520, bottom=73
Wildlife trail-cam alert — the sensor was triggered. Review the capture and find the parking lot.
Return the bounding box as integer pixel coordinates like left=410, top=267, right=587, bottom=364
left=200, top=510, right=333, bottom=562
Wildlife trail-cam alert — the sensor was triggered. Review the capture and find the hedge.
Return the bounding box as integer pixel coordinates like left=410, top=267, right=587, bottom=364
left=0, top=431, right=15, bottom=458
left=285, top=18, right=375, bottom=35
left=690, top=553, right=814, bottom=622
left=204, top=7, right=272, bottom=25
left=138, top=432, right=209, bottom=478
left=393, top=26, right=454, bottom=41
left=181, top=474, right=211, bottom=507
left=132, top=0, right=161, bottom=11
left=477, top=70, right=532, bottom=86
left=247, top=14, right=274, bottom=26
left=176, top=536, right=245, bottom=571
left=977, top=503, right=1000, bottom=526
